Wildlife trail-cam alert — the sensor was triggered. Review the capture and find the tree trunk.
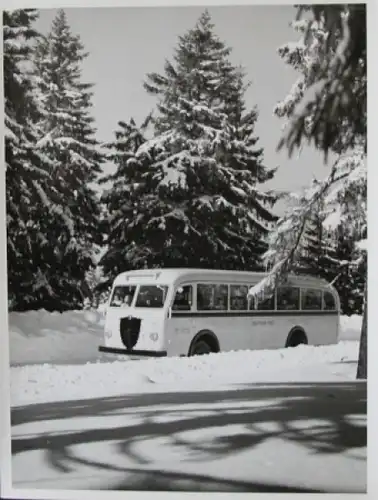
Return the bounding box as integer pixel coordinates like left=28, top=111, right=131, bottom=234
left=356, top=283, right=367, bottom=379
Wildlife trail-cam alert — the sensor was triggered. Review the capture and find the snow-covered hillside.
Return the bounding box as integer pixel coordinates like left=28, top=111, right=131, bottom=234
left=9, top=310, right=362, bottom=407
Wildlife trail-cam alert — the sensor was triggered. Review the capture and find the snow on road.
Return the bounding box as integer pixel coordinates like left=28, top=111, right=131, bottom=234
left=11, top=382, right=366, bottom=492
left=8, top=310, right=366, bottom=492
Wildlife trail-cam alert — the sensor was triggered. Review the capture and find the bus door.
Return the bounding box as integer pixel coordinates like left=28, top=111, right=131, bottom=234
left=167, top=284, right=196, bottom=355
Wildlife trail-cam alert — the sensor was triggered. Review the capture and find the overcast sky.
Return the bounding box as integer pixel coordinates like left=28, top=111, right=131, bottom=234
left=34, top=4, right=332, bottom=212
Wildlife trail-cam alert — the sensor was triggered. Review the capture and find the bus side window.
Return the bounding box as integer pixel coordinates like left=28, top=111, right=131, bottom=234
left=277, top=287, right=300, bottom=311
left=230, top=285, right=249, bottom=310
left=323, top=290, right=336, bottom=311
left=248, top=286, right=256, bottom=311
left=301, top=288, right=322, bottom=310
left=197, top=284, right=228, bottom=311
left=172, top=285, right=193, bottom=311
left=257, top=294, right=274, bottom=311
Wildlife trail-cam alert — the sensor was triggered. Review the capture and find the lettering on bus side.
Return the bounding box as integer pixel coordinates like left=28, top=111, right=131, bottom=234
left=174, top=327, right=191, bottom=335
left=251, top=319, right=274, bottom=326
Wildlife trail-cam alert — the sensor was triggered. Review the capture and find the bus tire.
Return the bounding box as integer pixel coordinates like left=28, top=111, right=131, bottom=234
left=285, top=328, right=308, bottom=348
left=188, top=331, right=220, bottom=356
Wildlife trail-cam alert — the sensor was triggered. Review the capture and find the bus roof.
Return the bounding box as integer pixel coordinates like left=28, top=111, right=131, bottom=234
left=113, top=268, right=331, bottom=288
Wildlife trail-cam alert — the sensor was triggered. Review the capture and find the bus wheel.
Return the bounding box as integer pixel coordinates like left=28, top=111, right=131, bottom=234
left=285, top=329, right=308, bottom=348
left=190, top=340, right=212, bottom=356
left=188, top=331, right=220, bottom=356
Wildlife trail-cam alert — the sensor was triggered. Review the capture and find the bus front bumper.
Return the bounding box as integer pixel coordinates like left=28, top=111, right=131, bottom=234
left=98, top=345, right=167, bottom=357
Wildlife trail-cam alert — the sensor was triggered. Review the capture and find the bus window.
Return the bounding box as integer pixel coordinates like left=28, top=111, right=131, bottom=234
left=197, top=284, right=228, bottom=311
left=135, top=285, right=168, bottom=308
left=323, top=290, right=336, bottom=310
left=172, top=285, right=193, bottom=311
left=248, top=287, right=256, bottom=311
left=301, top=289, right=322, bottom=310
left=277, top=287, right=300, bottom=311
left=110, top=285, right=136, bottom=307
left=230, top=285, right=249, bottom=311
left=257, top=295, right=274, bottom=311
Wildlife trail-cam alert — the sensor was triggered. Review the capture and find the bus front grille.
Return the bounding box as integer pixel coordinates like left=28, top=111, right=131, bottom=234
left=119, top=316, right=141, bottom=350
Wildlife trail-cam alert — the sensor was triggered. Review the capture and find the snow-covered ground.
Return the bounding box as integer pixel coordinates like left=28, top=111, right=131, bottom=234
left=9, top=309, right=106, bottom=367
left=9, top=311, right=366, bottom=492
left=11, top=380, right=366, bottom=493
left=11, top=340, right=361, bottom=407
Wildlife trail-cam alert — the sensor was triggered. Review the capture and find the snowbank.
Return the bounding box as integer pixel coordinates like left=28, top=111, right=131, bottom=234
left=9, top=309, right=106, bottom=366
left=339, top=314, right=363, bottom=341
left=11, top=340, right=360, bottom=407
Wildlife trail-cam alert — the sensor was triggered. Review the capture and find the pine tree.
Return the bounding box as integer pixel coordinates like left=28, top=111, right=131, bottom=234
left=296, top=201, right=338, bottom=282
left=300, top=205, right=366, bottom=316
left=333, top=233, right=366, bottom=316
left=100, top=115, right=153, bottom=285
left=274, top=7, right=366, bottom=316
left=275, top=4, right=366, bottom=157
left=3, top=9, right=57, bottom=310
left=83, top=261, right=108, bottom=309
left=102, top=11, right=277, bottom=278
left=30, top=9, right=104, bottom=311
left=325, top=145, right=366, bottom=318
left=249, top=5, right=367, bottom=379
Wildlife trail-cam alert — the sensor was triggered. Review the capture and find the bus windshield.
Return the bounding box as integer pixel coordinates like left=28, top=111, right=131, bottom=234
left=135, top=285, right=168, bottom=308
left=110, top=285, right=137, bottom=307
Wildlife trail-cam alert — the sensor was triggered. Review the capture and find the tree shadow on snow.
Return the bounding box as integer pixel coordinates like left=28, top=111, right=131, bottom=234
left=11, top=382, right=367, bottom=492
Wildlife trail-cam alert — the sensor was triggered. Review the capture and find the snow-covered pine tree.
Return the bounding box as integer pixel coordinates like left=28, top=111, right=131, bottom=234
left=297, top=203, right=365, bottom=316
left=102, top=11, right=277, bottom=276
left=323, top=157, right=367, bottom=316
left=99, top=115, right=153, bottom=285
left=83, top=259, right=108, bottom=310
left=31, top=9, right=104, bottom=311
left=272, top=6, right=366, bottom=316
left=275, top=5, right=366, bottom=157
left=3, top=9, right=57, bottom=310
left=296, top=199, right=338, bottom=281
left=248, top=148, right=366, bottom=315
left=331, top=233, right=366, bottom=316
left=248, top=5, right=366, bottom=379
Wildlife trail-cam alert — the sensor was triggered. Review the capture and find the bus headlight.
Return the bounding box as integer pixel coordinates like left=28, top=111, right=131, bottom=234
left=150, top=332, right=158, bottom=342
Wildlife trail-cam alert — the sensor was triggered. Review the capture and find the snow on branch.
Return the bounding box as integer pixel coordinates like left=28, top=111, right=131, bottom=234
left=322, top=145, right=366, bottom=237
left=248, top=157, right=343, bottom=302
left=32, top=180, right=75, bottom=236
left=276, top=6, right=366, bottom=158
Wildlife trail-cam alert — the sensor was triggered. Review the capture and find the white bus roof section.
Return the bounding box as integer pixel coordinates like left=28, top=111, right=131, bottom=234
left=113, top=268, right=331, bottom=289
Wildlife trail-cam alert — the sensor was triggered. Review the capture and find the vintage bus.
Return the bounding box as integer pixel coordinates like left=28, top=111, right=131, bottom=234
left=98, top=268, right=340, bottom=358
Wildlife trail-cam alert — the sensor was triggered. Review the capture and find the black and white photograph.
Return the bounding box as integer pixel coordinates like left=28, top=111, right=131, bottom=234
left=0, top=0, right=369, bottom=496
